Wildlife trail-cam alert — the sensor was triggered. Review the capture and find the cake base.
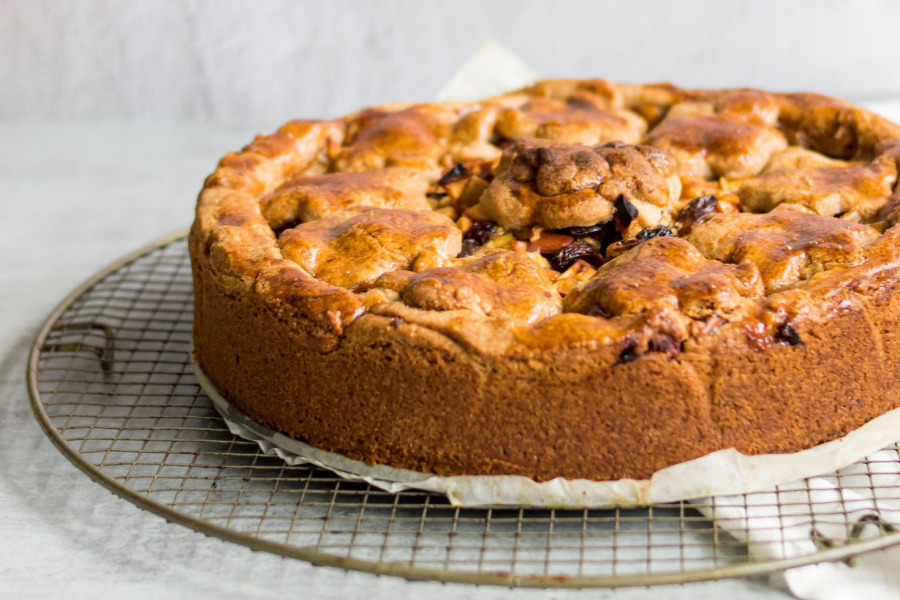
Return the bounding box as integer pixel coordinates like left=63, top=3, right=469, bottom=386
left=193, top=349, right=900, bottom=508
left=192, top=254, right=900, bottom=484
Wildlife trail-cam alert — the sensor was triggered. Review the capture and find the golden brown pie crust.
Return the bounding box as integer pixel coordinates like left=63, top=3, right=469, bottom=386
left=189, top=80, right=900, bottom=481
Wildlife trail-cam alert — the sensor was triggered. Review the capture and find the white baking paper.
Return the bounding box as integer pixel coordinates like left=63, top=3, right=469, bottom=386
left=434, top=39, right=539, bottom=102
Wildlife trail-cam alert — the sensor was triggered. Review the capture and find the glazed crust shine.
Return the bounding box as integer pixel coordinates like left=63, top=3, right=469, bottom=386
left=190, top=80, right=900, bottom=481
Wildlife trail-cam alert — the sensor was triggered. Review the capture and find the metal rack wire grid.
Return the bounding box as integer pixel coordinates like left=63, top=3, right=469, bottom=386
left=26, top=230, right=900, bottom=588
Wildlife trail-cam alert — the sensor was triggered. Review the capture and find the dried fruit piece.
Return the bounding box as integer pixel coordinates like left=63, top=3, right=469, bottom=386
left=458, top=219, right=498, bottom=257
left=557, top=220, right=619, bottom=254
left=458, top=239, right=480, bottom=257
left=549, top=240, right=604, bottom=271
left=477, top=168, right=495, bottom=183
left=464, top=219, right=497, bottom=244
left=602, top=223, right=675, bottom=259
left=438, top=162, right=471, bottom=186
left=776, top=323, right=804, bottom=346
left=613, top=195, right=638, bottom=231
left=438, top=163, right=473, bottom=201
left=648, top=333, right=682, bottom=357
left=635, top=225, right=674, bottom=240
left=559, top=223, right=607, bottom=237
left=676, top=195, right=717, bottom=236
left=616, top=341, right=640, bottom=364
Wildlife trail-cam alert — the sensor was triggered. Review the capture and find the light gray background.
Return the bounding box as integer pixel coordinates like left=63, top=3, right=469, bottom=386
left=3, top=0, right=900, bottom=128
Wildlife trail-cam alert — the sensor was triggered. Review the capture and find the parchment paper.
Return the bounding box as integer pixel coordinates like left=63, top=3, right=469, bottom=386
left=193, top=43, right=900, bottom=509
left=434, top=40, right=539, bottom=102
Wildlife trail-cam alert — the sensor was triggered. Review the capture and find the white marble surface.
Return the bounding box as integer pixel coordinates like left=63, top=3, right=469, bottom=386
left=0, top=120, right=801, bottom=598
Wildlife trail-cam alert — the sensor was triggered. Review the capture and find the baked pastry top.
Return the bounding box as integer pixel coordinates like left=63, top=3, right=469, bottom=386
left=191, top=80, right=900, bottom=358
left=189, top=79, right=900, bottom=481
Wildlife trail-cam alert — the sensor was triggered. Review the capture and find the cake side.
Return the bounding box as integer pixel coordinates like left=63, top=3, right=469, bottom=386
left=192, top=248, right=900, bottom=481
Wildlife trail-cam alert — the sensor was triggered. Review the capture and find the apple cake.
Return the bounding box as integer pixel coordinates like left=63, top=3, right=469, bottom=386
left=189, top=79, right=900, bottom=481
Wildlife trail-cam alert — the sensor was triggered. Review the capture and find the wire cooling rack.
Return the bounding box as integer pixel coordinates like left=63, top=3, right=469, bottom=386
left=26, top=230, right=900, bottom=587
